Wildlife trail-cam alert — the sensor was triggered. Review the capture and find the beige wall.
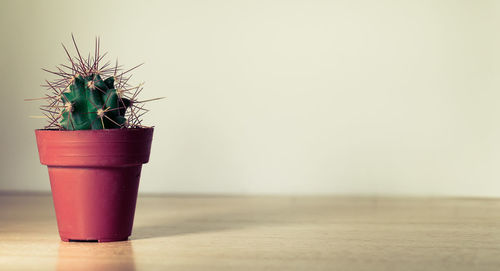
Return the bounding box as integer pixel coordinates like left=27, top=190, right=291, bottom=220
left=1, top=0, right=500, bottom=195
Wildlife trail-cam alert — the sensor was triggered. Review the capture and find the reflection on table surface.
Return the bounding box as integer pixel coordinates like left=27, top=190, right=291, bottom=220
left=57, top=241, right=135, bottom=271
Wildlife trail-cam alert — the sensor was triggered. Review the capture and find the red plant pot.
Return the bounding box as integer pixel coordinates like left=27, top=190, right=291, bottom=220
left=35, top=128, right=153, bottom=242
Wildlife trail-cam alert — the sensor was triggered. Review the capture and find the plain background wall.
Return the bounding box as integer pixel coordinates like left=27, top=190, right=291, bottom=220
left=1, top=0, right=500, bottom=196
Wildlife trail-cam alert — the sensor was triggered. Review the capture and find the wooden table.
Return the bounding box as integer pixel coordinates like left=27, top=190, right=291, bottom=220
left=1, top=194, right=500, bottom=270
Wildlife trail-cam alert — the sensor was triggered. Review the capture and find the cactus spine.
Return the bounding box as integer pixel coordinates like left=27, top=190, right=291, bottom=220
left=28, top=35, right=163, bottom=130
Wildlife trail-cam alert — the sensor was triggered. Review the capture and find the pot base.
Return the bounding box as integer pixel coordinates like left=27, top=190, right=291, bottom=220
left=62, top=237, right=129, bottom=243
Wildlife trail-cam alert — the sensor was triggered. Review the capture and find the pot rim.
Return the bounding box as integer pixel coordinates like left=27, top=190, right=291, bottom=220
left=35, top=127, right=154, bottom=132
left=35, top=127, right=154, bottom=166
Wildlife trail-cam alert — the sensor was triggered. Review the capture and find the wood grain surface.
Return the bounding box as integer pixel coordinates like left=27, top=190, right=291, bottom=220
left=1, top=194, right=500, bottom=270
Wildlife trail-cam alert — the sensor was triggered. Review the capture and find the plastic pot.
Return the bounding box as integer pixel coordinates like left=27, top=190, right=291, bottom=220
left=35, top=128, right=153, bottom=242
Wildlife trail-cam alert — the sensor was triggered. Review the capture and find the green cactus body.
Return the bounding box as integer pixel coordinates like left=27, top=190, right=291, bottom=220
left=60, top=74, right=130, bottom=130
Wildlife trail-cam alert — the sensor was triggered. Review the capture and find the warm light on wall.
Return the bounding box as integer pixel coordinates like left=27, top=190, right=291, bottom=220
left=1, top=0, right=500, bottom=196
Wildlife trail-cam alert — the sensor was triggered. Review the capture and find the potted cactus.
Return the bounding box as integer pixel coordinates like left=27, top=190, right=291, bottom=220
left=29, top=35, right=160, bottom=242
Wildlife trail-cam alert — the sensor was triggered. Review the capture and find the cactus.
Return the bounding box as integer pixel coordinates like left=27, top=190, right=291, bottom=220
left=27, top=35, right=163, bottom=130
left=60, top=74, right=130, bottom=130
